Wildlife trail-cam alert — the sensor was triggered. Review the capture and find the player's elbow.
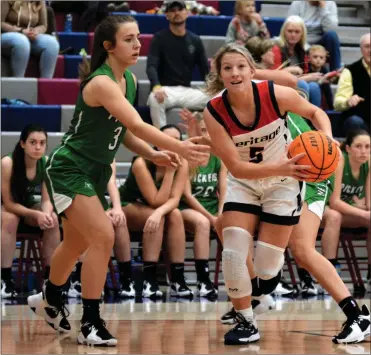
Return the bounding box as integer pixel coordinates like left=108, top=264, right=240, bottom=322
left=286, top=74, right=298, bottom=89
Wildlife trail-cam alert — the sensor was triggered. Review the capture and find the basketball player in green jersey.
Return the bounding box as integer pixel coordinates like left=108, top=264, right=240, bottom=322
left=27, top=15, right=210, bottom=347
left=221, top=113, right=371, bottom=344
left=329, top=129, right=370, bottom=294
left=179, top=111, right=227, bottom=298
left=1, top=124, right=60, bottom=299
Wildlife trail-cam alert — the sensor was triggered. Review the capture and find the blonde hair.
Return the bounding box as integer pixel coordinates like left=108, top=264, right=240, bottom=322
left=234, top=0, right=255, bottom=16
left=204, top=43, right=256, bottom=96
left=278, top=15, right=307, bottom=49
left=309, top=44, right=327, bottom=57
left=245, top=37, right=275, bottom=64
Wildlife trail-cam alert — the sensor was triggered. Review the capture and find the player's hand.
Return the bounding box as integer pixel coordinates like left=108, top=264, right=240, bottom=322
left=180, top=137, right=210, bottom=167
left=36, top=211, right=54, bottom=230
left=153, top=87, right=167, bottom=104
left=151, top=150, right=181, bottom=169
left=302, top=72, right=323, bottom=82
left=276, top=152, right=312, bottom=181
left=106, top=207, right=126, bottom=227
left=179, top=108, right=201, bottom=138
left=352, top=196, right=367, bottom=210
left=285, top=66, right=303, bottom=76
left=143, top=210, right=162, bottom=233
left=347, top=95, right=364, bottom=108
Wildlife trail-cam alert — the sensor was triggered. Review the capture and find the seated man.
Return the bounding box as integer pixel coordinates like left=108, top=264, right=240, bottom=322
left=334, top=33, right=370, bottom=134
left=146, top=0, right=210, bottom=128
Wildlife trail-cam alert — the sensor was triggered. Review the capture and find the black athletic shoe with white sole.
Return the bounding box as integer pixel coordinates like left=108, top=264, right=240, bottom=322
left=27, top=285, right=71, bottom=333
left=77, top=318, right=117, bottom=346
left=224, top=313, right=260, bottom=345
left=332, top=305, right=370, bottom=344
left=221, top=307, right=238, bottom=325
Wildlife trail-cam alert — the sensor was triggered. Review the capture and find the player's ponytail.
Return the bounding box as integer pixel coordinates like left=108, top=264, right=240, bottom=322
left=204, top=43, right=256, bottom=96
left=79, top=15, right=137, bottom=82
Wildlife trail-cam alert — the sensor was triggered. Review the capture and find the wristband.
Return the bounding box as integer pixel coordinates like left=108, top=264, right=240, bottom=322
left=153, top=85, right=162, bottom=91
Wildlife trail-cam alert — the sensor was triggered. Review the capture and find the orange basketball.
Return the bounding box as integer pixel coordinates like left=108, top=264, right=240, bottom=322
left=288, top=131, right=339, bottom=183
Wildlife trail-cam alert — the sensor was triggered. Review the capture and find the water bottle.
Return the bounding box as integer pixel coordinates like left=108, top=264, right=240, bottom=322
left=64, top=13, right=73, bottom=32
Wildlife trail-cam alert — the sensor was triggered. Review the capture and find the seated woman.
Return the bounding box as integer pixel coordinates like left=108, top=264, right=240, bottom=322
left=179, top=110, right=227, bottom=298
left=1, top=0, right=60, bottom=78
left=328, top=129, right=371, bottom=293
left=119, top=125, right=193, bottom=298
left=272, top=15, right=322, bottom=107
left=1, top=124, right=60, bottom=298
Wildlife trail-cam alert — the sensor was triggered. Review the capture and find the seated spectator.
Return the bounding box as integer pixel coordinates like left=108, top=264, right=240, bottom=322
left=146, top=0, right=210, bottom=128
left=273, top=16, right=322, bottom=106
left=156, top=0, right=220, bottom=15
left=119, top=125, right=193, bottom=298
left=225, top=0, right=270, bottom=45
left=1, top=1, right=60, bottom=78
left=329, top=129, right=371, bottom=293
left=245, top=37, right=276, bottom=69
left=68, top=159, right=135, bottom=299
left=178, top=110, right=227, bottom=298
left=288, top=1, right=341, bottom=71
left=1, top=124, right=60, bottom=298
left=334, top=33, right=370, bottom=134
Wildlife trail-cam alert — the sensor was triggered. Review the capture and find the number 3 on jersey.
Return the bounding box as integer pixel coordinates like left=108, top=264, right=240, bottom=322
left=109, top=127, right=123, bottom=150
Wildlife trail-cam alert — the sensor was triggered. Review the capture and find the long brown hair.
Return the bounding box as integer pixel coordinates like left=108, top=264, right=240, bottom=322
left=79, top=15, right=137, bottom=81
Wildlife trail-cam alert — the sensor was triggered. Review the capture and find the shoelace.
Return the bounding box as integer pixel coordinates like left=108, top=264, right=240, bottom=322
left=233, top=313, right=255, bottom=331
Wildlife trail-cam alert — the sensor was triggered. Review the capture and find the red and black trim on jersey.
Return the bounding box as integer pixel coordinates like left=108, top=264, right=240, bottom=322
left=206, top=81, right=286, bottom=137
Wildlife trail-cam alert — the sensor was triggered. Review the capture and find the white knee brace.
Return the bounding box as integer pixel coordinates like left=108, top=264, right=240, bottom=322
left=222, top=227, right=252, bottom=298
left=254, top=241, right=285, bottom=280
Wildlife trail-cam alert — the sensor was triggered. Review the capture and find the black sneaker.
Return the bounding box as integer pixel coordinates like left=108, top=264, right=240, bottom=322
left=170, top=280, right=193, bottom=298
left=1, top=279, right=17, bottom=298
left=273, top=276, right=295, bottom=296
left=197, top=279, right=218, bottom=298
left=300, top=272, right=319, bottom=296
left=27, top=284, right=71, bottom=333
left=332, top=305, right=371, bottom=344
left=77, top=318, right=117, bottom=346
left=142, top=280, right=163, bottom=298
left=224, top=313, right=260, bottom=345
left=221, top=307, right=237, bottom=325
left=118, top=280, right=135, bottom=298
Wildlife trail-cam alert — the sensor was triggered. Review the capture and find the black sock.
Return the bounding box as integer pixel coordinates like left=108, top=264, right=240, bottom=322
left=170, top=263, right=185, bottom=283
left=44, top=266, right=50, bottom=280
left=75, top=262, right=82, bottom=282
left=82, top=298, right=100, bottom=322
left=45, top=279, right=65, bottom=307
left=195, top=259, right=209, bottom=282
left=298, top=267, right=311, bottom=281
left=143, top=261, right=157, bottom=282
left=339, top=296, right=361, bottom=321
left=367, top=264, right=371, bottom=280
left=117, top=261, right=132, bottom=283
left=1, top=267, right=12, bottom=282
left=329, top=258, right=339, bottom=267
left=251, top=277, right=263, bottom=297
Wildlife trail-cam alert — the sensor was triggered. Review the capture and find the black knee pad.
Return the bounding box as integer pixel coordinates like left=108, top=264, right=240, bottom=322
left=252, top=270, right=282, bottom=296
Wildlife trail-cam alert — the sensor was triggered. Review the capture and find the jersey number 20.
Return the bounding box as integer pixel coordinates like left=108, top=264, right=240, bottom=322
left=109, top=127, right=123, bottom=150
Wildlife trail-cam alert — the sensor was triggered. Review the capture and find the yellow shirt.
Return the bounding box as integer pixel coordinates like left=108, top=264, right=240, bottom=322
left=334, top=59, right=370, bottom=112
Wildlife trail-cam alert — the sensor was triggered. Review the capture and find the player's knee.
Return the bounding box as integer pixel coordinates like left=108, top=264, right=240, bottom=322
left=222, top=227, right=252, bottom=298
left=324, top=208, right=342, bottom=227
left=92, top=223, right=115, bottom=251
left=254, top=241, right=285, bottom=280
left=195, top=214, right=210, bottom=234
left=1, top=210, right=20, bottom=234
left=167, top=208, right=183, bottom=225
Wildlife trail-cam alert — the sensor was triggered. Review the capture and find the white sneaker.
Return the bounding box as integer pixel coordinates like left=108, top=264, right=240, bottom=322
left=274, top=279, right=295, bottom=296
left=197, top=280, right=218, bottom=298
left=170, top=281, right=193, bottom=298
left=252, top=294, right=276, bottom=315
left=27, top=285, right=71, bottom=333
left=68, top=281, right=81, bottom=298
left=1, top=280, right=17, bottom=299
left=117, top=280, right=135, bottom=298
left=77, top=318, right=117, bottom=346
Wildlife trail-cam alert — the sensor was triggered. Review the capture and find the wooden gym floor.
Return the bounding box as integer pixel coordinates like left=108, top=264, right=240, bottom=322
left=2, top=291, right=370, bottom=354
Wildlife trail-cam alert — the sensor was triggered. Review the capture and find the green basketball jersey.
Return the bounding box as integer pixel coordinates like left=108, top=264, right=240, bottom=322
left=341, top=152, right=369, bottom=205
left=62, top=63, right=136, bottom=165
left=190, top=155, right=221, bottom=215
left=119, top=157, right=162, bottom=205
left=7, top=153, right=46, bottom=205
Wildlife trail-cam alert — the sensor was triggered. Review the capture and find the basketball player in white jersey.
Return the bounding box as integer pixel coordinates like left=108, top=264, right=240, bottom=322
left=202, top=43, right=335, bottom=345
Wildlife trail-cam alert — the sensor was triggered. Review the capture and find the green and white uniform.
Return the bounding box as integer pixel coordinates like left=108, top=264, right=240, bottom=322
left=179, top=155, right=221, bottom=216
left=287, top=112, right=334, bottom=220
left=119, top=157, right=162, bottom=206
left=45, top=63, right=136, bottom=214
left=340, top=152, right=369, bottom=205
left=6, top=153, right=47, bottom=208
